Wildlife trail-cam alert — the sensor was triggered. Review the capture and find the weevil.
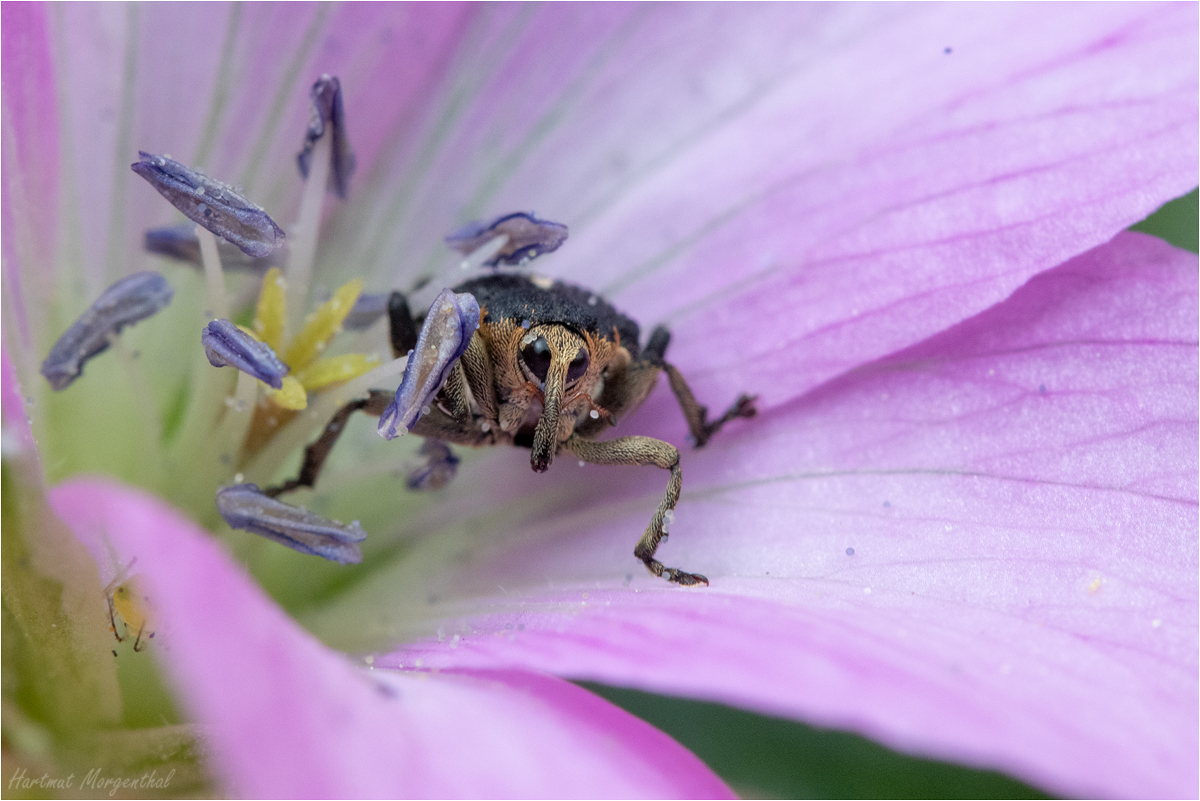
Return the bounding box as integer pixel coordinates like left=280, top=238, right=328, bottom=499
left=264, top=272, right=757, bottom=585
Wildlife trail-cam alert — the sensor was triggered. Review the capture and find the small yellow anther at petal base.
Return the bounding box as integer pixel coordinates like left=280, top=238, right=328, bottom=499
left=295, top=353, right=382, bottom=392
left=254, top=268, right=287, bottom=353
left=285, top=279, right=363, bottom=371
left=268, top=375, right=308, bottom=410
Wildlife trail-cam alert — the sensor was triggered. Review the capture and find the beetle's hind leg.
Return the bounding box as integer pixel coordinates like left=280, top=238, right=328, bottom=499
left=564, top=434, right=707, bottom=586
left=644, top=326, right=757, bottom=447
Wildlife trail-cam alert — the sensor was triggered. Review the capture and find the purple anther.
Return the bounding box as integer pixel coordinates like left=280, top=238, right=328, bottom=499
left=131, top=152, right=285, bottom=258
left=145, top=222, right=278, bottom=272
left=378, top=288, right=480, bottom=440
left=342, top=292, right=390, bottom=331
left=201, top=319, right=289, bottom=389
left=406, top=439, right=460, bottom=491
left=445, top=212, right=568, bottom=267
left=296, top=74, right=356, bottom=199
left=217, top=484, right=365, bottom=564
left=41, top=271, right=175, bottom=391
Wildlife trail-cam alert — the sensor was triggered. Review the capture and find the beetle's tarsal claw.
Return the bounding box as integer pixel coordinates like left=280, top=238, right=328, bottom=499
left=638, top=555, right=708, bottom=587
left=201, top=319, right=290, bottom=388
left=217, top=483, right=366, bottom=564
left=41, top=271, right=175, bottom=390
left=668, top=569, right=710, bottom=587
left=131, top=152, right=284, bottom=257
left=379, top=289, right=480, bottom=440
left=296, top=74, right=356, bottom=198
left=445, top=212, right=568, bottom=267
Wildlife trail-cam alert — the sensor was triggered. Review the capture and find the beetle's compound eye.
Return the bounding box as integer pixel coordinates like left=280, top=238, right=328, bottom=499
left=521, top=336, right=552, bottom=382
left=566, top=348, right=590, bottom=383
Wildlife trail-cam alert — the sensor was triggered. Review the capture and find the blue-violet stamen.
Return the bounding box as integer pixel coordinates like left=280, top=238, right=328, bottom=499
left=131, top=152, right=285, bottom=258
left=378, top=288, right=480, bottom=440
left=296, top=74, right=356, bottom=199
left=445, top=212, right=568, bottom=267
left=145, top=222, right=278, bottom=272
left=217, top=484, right=366, bottom=564
left=41, top=271, right=175, bottom=390
left=407, top=439, right=461, bottom=491
left=342, top=292, right=391, bottom=331
left=202, top=319, right=289, bottom=389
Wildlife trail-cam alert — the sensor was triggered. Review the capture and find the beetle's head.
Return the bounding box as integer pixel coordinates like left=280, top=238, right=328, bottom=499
left=519, top=323, right=591, bottom=472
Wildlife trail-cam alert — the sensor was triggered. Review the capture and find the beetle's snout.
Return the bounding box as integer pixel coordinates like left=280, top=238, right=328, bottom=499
left=530, top=363, right=565, bottom=472
left=525, top=326, right=587, bottom=473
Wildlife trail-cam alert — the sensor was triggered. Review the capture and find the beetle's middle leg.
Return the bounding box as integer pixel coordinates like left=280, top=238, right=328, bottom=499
left=564, top=433, right=707, bottom=586
left=644, top=326, right=757, bottom=447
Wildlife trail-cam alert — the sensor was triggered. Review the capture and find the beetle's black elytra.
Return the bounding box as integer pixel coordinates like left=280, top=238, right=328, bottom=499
left=265, top=271, right=757, bottom=586
left=457, top=274, right=641, bottom=357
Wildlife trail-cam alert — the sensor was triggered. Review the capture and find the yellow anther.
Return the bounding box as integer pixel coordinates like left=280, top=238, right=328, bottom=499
left=268, top=375, right=308, bottom=410
left=284, top=279, right=363, bottom=371
left=295, top=353, right=381, bottom=392
left=253, top=268, right=287, bottom=353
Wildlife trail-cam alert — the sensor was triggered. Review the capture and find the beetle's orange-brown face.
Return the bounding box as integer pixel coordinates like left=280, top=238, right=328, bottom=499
left=519, top=324, right=592, bottom=472
left=481, top=318, right=625, bottom=471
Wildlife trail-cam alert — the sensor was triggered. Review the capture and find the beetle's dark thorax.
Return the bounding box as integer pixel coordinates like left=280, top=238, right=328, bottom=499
left=453, top=273, right=641, bottom=358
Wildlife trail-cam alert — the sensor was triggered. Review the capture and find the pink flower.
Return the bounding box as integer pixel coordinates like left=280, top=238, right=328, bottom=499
left=3, top=3, right=1196, bottom=797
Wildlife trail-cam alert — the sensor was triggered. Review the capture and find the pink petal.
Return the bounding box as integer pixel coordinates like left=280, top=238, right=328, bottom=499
left=17, top=4, right=1194, bottom=374
left=1, top=2, right=61, bottom=349
left=49, top=477, right=732, bottom=799
left=2, top=347, right=35, bottom=453
left=363, top=233, right=1198, bottom=798
left=20, top=3, right=467, bottom=304
left=338, top=4, right=1197, bottom=411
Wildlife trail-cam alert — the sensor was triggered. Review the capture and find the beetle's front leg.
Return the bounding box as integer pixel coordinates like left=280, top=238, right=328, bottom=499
left=439, top=333, right=495, bottom=425
left=564, top=434, right=707, bottom=586
left=262, top=390, right=393, bottom=497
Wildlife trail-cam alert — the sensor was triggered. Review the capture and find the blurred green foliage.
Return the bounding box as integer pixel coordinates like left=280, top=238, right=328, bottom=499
left=581, top=683, right=1051, bottom=799
left=1130, top=188, right=1199, bottom=253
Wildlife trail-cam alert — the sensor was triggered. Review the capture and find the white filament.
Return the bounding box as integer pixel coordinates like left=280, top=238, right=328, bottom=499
left=196, top=225, right=229, bottom=320
left=286, top=133, right=333, bottom=342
